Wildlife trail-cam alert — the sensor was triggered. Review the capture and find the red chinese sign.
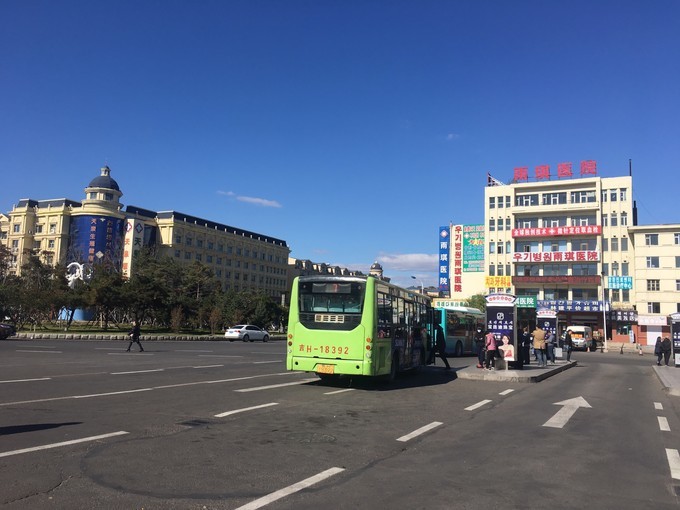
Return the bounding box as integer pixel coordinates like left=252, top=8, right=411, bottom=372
left=512, top=226, right=602, bottom=238
left=512, top=251, right=600, bottom=263
left=512, top=160, right=597, bottom=182
left=513, top=275, right=601, bottom=284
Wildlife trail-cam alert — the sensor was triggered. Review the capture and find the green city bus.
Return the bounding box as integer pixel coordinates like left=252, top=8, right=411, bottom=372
left=286, top=275, right=433, bottom=381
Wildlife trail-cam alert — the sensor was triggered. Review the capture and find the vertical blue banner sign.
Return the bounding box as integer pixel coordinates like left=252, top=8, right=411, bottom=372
left=438, top=226, right=450, bottom=293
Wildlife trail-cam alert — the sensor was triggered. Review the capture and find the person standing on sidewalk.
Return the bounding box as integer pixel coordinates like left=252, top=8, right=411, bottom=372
left=484, top=330, right=497, bottom=370
left=564, top=329, right=573, bottom=362
left=532, top=324, right=547, bottom=367
left=520, top=326, right=531, bottom=365
left=474, top=326, right=486, bottom=369
left=662, top=337, right=672, bottom=366
left=127, top=321, right=145, bottom=352
left=654, top=336, right=663, bottom=366
left=545, top=330, right=556, bottom=365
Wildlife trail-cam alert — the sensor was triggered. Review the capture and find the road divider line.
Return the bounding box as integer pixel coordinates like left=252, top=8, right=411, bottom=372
left=0, top=431, right=129, bottom=458
left=465, top=400, right=492, bottom=411
left=234, top=467, right=345, bottom=510
left=111, top=369, right=164, bottom=375
left=397, top=422, right=443, bottom=442
left=658, top=416, right=671, bottom=432
left=235, top=378, right=318, bottom=392
left=16, top=350, right=62, bottom=354
left=192, top=365, right=224, bottom=369
left=73, top=388, right=153, bottom=398
left=324, top=388, right=355, bottom=395
left=654, top=402, right=663, bottom=410
left=499, top=389, right=514, bottom=396
left=666, top=449, right=680, bottom=479
left=215, top=402, right=278, bottom=417
left=0, top=377, right=51, bottom=384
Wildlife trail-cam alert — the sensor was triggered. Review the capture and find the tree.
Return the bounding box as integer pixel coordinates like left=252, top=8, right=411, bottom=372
left=465, top=293, right=487, bottom=312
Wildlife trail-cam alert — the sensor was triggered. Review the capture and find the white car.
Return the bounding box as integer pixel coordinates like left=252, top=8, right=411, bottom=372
left=225, top=325, right=269, bottom=342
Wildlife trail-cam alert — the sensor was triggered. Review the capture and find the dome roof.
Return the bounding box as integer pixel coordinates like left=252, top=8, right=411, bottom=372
left=370, top=261, right=382, bottom=270
left=88, top=166, right=120, bottom=191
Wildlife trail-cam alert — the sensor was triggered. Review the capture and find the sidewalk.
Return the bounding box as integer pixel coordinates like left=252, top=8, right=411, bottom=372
left=653, top=364, right=680, bottom=397
left=455, top=359, right=576, bottom=383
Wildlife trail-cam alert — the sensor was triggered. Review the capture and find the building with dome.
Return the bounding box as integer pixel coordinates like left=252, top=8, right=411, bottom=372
left=0, top=166, right=290, bottom=298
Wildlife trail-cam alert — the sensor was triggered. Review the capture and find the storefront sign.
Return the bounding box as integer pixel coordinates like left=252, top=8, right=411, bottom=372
left=512, top=251, right=599, bottom=263
left=512, top=226, right=602, bottom=238
left=537, top=300, right=604, bottom=312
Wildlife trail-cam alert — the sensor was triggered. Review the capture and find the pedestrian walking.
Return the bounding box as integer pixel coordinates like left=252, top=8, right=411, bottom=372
left=532, top=324, right=547, bottom=367
left=431, top=323, right=451, bottom=369
left=545, top=330, right=556, bottom=364
left=127, top=320, right=145, bottom=352
left=474, top=326, right=486, bottom=369
left=654, top=336, right=663, bottom=366
left=564, top=329, right=573, bottom=362
left=662, top=337, right=672, bottom=366
left=484, top=330, right=497, bottom=370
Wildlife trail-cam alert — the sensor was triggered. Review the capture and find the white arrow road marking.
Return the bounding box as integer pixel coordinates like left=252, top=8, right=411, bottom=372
left=543, top=396, right=591, bottom=428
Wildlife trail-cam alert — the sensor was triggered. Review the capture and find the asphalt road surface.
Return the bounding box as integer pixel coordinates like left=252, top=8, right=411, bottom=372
left=1, top=338, right=679, bottom=509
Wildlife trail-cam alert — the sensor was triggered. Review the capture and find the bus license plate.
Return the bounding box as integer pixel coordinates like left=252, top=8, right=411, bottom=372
left=316, top=364, right=335, bottom=374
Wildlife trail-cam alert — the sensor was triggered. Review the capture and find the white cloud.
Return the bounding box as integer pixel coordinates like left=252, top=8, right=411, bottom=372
left=377, top=253, right=438, bottom=272
left=217, top=190, right=282, bottom=208
left=446, top=133, right=460, bottom=141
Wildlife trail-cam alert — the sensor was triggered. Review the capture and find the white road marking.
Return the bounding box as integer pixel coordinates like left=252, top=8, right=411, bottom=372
left=253, top=360, right=282, bottom=364
left=111, top=369, right=165, bottom=375
left=658, top=416, right=671, bottom=432
left=654, top=402, right=663, bottom=410
left=396, top=422, right=443, bottom=442
left=235, top=378, right=318, bottom=392
left=73, top=388, right=153, bottom=398
left=0, top=373, right=303, bottom=407
left=499, top=389, right=514, bottom=396
left=666, top=449, right=680, bottom=479
left=234, top=467, right=345, bottom=510
left=107, top=352, right=153, bottom=356
left=198, top=354, right=243, bottom=358
left=16, top=350, right=62, bottom=354
left=465, top=400, right=492, bottom=411
left=176, top=349, right=214, bottom=352
left=0, top=377, right=51, bottom=384
left=192, top=364, right=224, bottom=369
left=543, top=396, right=591, bottom=429
left=0, top=431, right=129, bottom=458
left=215, top=402, right=278, bottom=417
left=324, top=388, right=356, bottom=395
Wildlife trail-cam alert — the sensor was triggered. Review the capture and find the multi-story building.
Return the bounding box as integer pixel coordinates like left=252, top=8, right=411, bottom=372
left=0, top=166, right=290, bottom=298
left=629, top=224, right=680, bottom=343
left=483, top=165, right=637, bottom=341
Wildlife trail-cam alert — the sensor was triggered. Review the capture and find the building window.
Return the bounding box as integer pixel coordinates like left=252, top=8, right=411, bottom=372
left=489, top=242, right=495, bottom=254
left=647, top=280, right=660, bottom=291
left=676, top=256, right=680, bottom=268
left=47, top=240, right=55, bottom=249
left=621, top=237, right=628, bottom=251
left=543, top=192, right=567, bottom=205
left=612, top=262, right=619, bottom=275
left=49, top=223, right=56, bottom=234
left=488, top=264, right=495, bottom=276
left=497, top=265, right=504, bottom=276
left=489, top=197, right=495, bottom=209
left=517, top=194, right=538, bottom=206
left=105, top=193, right=113, bottom=200
left=602, top=239, right=608, bottom=251
left=646, top=256, right=659, bottom=268
left=601, top=189, right=608, bottom=203
left=497, top=218, right=503, bottom=231
left=610, top=213, right=618, bottom=227
left=645, top=234, right=659, bottom=245
left=489, top=219, right=495, bottom=231
left=504, top=196, right=511, bottom=208
left=197, top=239, right=204, bottom=248
left=620, top=212, right=628, bottom=226
left=602, top=214, right=608, bottom=227
left=610, top=189, right=618, bottom=202
left=620, top=188, right=627, bottom=201
left=89, top=192, right=97, bottom=199
left=174, top=250, right=180, bottom=258
left=184, top=252, right=191, bottom=260
left=208, top=241, right=214, bottom=250
left=572, top=264, right=597, bottom=276
left=35, top=224, right=43, bottom=233
left=196, top=254, right=202, bottom=262
left=602, top=263, right=608, bottom=275
left=497, top=243, right=504, bottom=254
left=570, top=190, right=596, bottom=203
left=175, top=235, right=182, bottom=243
left=622, top=262, right=629, bottom=276
left=676, top=280, right=680, bottom=292
left=13, top=224, right=21, bottom=233
left=622, top=289, right=630, bottom=302
left=647, top=302, right=660, bottom=314
left=207, top=255, right=213, bottom=263
left=611, top=238, right=619, bottom=251
left=674, top=233, right=680, bottom=245
left=611, top=289, right=620, bottom=302
left=186, top=237, right=192, bottom=246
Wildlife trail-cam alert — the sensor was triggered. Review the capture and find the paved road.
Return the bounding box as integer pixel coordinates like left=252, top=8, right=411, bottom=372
left=1, top=339, right=679, bottom=509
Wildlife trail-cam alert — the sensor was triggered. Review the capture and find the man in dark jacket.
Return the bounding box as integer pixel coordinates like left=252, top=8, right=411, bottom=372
left=126, top=321, right=145, bottom=352
left=474, top=327, right=485, bottom=368
left=662, top=337, right=672, bottom=366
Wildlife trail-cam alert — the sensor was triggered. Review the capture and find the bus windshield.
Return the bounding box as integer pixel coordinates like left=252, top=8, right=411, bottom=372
left=299, top=281, right=365, bottom=313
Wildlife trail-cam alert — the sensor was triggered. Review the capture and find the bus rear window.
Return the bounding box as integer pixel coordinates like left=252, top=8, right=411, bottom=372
left=299, top=282, right=364, bottom=313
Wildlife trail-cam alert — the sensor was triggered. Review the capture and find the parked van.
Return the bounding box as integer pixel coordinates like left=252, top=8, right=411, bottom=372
left=567, top=326, right=592, bottom=351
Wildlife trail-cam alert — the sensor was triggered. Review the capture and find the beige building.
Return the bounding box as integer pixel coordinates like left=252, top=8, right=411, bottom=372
left=628, top=224, right=680, bottom=343
left=0, top=166, right=290, bottom=299
left=483, top=168, right=636, bottom=340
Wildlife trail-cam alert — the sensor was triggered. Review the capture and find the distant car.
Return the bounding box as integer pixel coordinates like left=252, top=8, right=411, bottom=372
left=224, top=325, right=269, bottom=342
left=0, top=323, right=16, bottom=340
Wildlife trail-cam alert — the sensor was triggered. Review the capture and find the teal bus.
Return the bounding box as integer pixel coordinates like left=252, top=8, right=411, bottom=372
left=286, top=275, right=433, bottom=381
left=435, top=306, right=485, bottom=357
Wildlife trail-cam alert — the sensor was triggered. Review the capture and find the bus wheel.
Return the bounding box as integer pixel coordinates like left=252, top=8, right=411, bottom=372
left=454, top=341, right=463, bottom=357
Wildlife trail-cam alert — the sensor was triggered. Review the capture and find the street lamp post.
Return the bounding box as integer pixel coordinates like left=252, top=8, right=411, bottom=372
left=601, top=272, right=608, bottom=353
left=411, top=275, right=424, bottom=294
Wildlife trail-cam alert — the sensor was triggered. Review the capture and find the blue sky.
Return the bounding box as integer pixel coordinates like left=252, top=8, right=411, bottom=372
left=1, top=0, right=678, bottom=289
